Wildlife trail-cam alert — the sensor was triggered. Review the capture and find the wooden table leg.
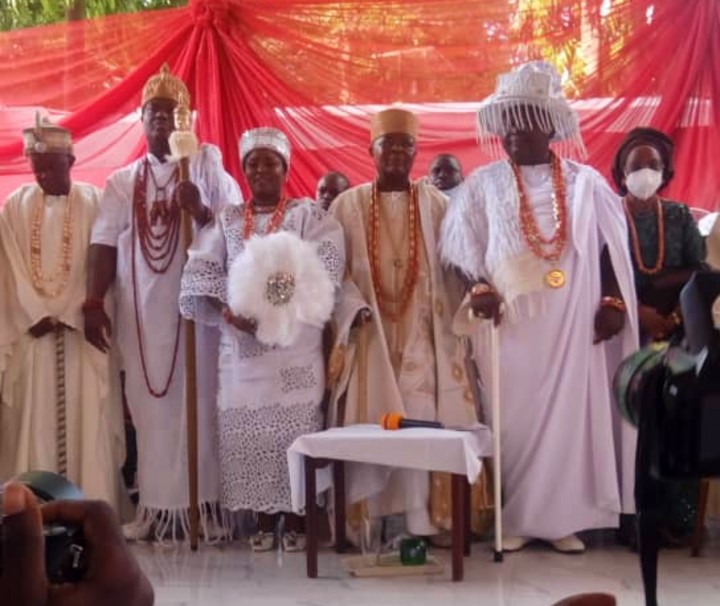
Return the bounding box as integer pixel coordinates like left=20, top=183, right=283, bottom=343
left=305, top=456, right=319, bottom=578
left=463, top=477, right=471, bottom=556
left=451, top=473, right=465, bottom=581
left=333, top=460, right=350, bottom=553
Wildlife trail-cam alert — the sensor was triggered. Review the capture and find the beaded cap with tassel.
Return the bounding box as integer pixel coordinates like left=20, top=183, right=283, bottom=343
left=477, top=61, right=586, bottom=158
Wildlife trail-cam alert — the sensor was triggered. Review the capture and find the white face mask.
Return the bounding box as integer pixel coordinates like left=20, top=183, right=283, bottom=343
left=625, top=168, right=663, bottom=200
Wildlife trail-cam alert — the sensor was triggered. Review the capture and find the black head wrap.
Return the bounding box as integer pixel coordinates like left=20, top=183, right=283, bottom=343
left=611, top=127, right=675, bottom=195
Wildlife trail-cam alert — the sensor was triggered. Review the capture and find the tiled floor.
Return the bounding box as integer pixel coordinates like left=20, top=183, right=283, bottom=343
left=134, top=536, right=720, bottom=605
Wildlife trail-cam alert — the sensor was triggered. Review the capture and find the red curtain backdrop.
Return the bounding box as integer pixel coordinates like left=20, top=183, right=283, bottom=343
left=0, top=0, right=718, bottom=209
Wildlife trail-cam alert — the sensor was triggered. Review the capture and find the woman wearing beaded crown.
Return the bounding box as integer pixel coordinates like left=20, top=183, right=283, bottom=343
left=85, top=65, right=241, bottom=542
left=440, top=61, right=639, bottom=553
left=179, top=127, right=345, bottom=552
left=611, top=127, right=705, bottom=343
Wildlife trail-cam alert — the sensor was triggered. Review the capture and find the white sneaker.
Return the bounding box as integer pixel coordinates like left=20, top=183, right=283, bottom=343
left=282, top=531, right=307, bottom=553
left=549, top=534, right=586, bottom=554
left=502, top=536, right=531, bottom=552
left=250, top=531, right=276, bottom=552
left=122, top=517, right=154, bottom=541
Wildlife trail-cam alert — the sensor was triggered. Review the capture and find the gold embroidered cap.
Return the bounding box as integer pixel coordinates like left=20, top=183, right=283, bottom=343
left=22, top=112, right=73, bottom=156
left=370, top=108, right=419, bottom=143
left=142, top=64, right=190, bottom=107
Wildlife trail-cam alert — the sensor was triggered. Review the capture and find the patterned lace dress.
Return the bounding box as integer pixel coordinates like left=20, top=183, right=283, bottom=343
left=180, top=199, right=345, bottom=512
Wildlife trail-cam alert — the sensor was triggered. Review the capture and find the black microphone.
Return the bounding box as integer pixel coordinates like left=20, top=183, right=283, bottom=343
left=380, top=413, right=444, bottom=430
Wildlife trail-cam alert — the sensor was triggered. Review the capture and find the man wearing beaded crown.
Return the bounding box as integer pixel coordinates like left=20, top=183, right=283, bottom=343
left=329, top=108, right=489, bottom=542
left=440, top=61, right=639, bottom=553
left=85, top=64, right=241, bottom=542
left=0, top=116, right=124, bottom=508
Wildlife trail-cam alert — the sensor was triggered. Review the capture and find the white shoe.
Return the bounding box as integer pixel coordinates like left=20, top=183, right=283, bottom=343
left=502, top=536, right=531, bottom=552
left=250, top=531, right=276, bottom=552
left=282, top=531, right=307, bottom=553
left=549, top=534, right=586, bottom=554
left=122, top=517, right=154, bottom=541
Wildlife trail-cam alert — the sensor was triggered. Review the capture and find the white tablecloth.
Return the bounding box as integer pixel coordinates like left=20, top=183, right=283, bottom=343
left=287, top=424, right=493, bottom=512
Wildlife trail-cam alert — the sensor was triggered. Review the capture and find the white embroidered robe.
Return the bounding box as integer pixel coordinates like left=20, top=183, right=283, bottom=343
left=90, top=145, right=240, bottom=537
left=440, top=159, right=639, bottom=539
left=0, top=183, right=124, bottom=507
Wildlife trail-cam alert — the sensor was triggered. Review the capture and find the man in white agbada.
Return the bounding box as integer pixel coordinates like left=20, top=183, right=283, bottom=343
left=84, top=65, right=241, bottom=541
left=330, top=109, right=490, bottom=542
left=440, top=61, right=639, bottom=553
left=0, top=118, right=124, bottom=506
left=180, top=127, right=345, bottom=552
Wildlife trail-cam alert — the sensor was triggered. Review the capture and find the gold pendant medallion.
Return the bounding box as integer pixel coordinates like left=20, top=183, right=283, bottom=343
left=545, top=269, right=566, bottom=289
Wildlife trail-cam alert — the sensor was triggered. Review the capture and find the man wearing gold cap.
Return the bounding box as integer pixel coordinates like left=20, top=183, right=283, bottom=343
left=84, top=65, right=241, bottom=542
left=329, top=108, right=487, bottom=542
left=0, top=116, right=124, bottom=508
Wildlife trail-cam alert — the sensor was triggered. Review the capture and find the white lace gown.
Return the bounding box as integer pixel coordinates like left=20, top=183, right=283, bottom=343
left=440, top=159, right=639, bottom=540
left=179, top=200, right=345, bottom=512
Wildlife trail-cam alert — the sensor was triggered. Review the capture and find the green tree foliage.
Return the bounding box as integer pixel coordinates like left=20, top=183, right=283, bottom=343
left=0, top=0, right=187, bottom=31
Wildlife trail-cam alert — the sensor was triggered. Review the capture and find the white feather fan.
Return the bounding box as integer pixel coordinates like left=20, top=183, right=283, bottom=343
left=227, top=231, right=334, bottom=348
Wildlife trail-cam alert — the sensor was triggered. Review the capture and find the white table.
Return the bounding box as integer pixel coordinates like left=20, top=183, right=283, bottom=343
left=287, top=424, right=494, bottom=581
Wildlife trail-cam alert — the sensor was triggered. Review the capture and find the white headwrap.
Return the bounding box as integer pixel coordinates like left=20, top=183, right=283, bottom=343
left=477, top=61, right=585, bottom=157
left=239, top=127, right=291, bottom=169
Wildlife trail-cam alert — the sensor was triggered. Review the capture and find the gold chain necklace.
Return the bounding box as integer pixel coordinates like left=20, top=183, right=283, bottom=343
left=30, top=188, right=74, bottom=298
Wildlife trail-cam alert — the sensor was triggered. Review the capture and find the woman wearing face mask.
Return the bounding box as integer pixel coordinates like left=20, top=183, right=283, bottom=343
left=612, top=127, right=705, bottom=343
left=612, top=128, right=706, bottom=549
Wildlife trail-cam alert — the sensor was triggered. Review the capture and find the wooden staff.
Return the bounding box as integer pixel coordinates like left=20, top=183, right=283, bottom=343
left=171, top=94, right=200, bottom=551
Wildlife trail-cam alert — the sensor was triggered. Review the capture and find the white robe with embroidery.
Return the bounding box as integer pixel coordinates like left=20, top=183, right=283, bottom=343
left=90, top=145, right=240, bottom=538
left=0, top=183, right=124, bottom=507
left=440, top=159, right=639, bottom=540
left=179, top=200, right=345, bottom=513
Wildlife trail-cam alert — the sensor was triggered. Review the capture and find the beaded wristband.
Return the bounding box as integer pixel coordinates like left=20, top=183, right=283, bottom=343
left=600, top=296, right=627, bottom=313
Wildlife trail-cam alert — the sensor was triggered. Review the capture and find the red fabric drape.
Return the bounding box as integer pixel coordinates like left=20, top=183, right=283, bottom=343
left=0, top=0, right=718, bottom=210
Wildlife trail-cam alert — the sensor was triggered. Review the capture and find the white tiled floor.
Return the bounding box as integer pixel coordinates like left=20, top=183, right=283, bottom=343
left=134, top=537, right=720, bottom=605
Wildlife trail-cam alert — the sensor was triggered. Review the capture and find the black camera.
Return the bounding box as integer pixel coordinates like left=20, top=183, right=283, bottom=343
left=0, top=471, right=87, bottom=584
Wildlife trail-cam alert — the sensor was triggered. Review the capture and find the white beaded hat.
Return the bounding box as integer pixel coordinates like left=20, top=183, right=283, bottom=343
left=22, top=112, right=73, bottom=156
left=240, top=127, right=291, bottom=169
left=477, top=61, right=585, bottom=155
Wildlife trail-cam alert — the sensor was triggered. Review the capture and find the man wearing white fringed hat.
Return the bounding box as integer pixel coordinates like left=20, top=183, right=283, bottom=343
left=180, top=127, right=345, bottom=552
left=85, top=65, right=242, bottom=542
left=0, top=116, right=124, bottom=508
left=440, top=62, right=640, bottom=553
left=329, top=109, right=491, bottom=545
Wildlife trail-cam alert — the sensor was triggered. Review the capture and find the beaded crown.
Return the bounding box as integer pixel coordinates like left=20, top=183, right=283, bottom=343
left=142, top=64, right=190, bottom=107
left=23, top=112, right=73, bottom=156
left=240, top=127, right=291, bottom=168
left=477, top=61, right=586, bottom=157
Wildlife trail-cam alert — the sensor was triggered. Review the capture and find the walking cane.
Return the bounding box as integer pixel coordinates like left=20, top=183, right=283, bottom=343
left=490, top=322, right=503, bottom=562
left=170, top=92, right=200, bottom=551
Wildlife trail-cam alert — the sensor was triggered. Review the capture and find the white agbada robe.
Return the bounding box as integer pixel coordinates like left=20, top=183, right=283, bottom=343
left=440, top=159, right=639, bottom=540
left=179, top=200, right=345, bottom=512
left=90, top=145, right=240, bottom=538
left=0, top=183, right=124, bottom=507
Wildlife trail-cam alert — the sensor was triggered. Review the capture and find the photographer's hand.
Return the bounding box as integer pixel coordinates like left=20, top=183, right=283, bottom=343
left=42, top=500, right=154, bottom=606
left=0, top=482, right=48, bottom=606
